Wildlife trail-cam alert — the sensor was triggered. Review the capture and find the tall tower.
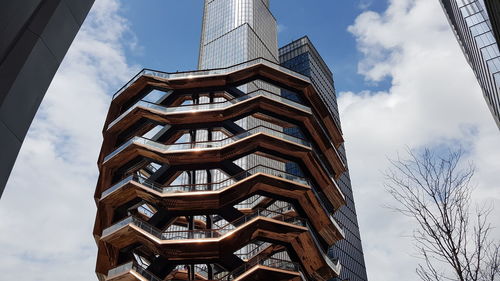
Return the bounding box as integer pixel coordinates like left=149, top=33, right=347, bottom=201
left=199, top=0, right=283, bottom=174
left=280, top=36, right=369, bottom=281
left=198, top=0, right=278, bottom=69
left=439, top=0, right=500, bottom=129
left=94, top=2, right=351, bottom=281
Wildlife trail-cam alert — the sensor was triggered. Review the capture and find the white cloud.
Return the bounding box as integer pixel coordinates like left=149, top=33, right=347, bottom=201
left=358, top=0, right=373, bottom=10
left=342, top=0, right=500, bottom=280
left=0, top=0, right=138, bottom=280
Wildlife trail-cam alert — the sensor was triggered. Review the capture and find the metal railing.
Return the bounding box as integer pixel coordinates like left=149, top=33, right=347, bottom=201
left=101, top=164, right=311, bottom=199
left=102, top=208, right=306, bottom=239
left=234, top=242, right=272, bottom=260
left=108, top=88, right=311, bottom=130
left=102, top=123, right=345, bottom=209
left=98, top=163, right=345, bottom=243
left=112, top=57, right=311, bottom=101
left=106, top=55, right=345, bottom=174
left=234, top=194, right=266, bottom=210
left=106, top=261, right=162, bottom=281
left=107, top=256, right=301, bottom=281
left=98, top=163, right=345, bottom=251
left=104, top=125, right=311, bottom=163
left=161, top=207, right=306, bottom=240
left=214, top=256, right=301, bottom=281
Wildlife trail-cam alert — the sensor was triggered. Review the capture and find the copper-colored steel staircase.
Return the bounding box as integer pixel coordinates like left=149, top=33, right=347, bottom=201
left=94, top=58, right=347, bottom=281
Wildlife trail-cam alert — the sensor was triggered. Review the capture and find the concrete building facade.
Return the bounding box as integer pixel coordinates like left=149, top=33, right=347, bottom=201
left=0, top=0, right=95, bottom=197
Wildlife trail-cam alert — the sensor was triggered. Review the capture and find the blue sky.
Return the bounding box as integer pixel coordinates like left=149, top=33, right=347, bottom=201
left=120, top=0, right=390, bottom=93
left=0, top=1, right=499, bottom=280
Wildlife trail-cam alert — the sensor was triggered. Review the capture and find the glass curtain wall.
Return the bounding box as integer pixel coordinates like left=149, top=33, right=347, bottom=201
left=197, top=0, right=286, bottom=258
left=280, top=36, right=369, bottom=281
left=441, top=0, right=500, bottom=128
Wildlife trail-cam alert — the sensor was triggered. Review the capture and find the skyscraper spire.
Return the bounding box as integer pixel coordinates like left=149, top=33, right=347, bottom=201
left=198, top=0, right=278, bottom=69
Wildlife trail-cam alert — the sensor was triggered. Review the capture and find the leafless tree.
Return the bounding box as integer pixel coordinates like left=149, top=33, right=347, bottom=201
left=385, top=148, right=499, bottom=281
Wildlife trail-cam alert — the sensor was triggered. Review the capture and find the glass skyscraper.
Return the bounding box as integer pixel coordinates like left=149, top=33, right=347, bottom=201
left=198, top=0, right=284, bottom=175
left=440, top=0, right=500, bottom=128
left=280, top=36, right=369, bottom=281
left=198, top=0, right=278, bottom=69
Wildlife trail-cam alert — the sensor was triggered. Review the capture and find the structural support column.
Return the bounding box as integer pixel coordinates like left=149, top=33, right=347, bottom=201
left=0, top=0, right=95, bottom=197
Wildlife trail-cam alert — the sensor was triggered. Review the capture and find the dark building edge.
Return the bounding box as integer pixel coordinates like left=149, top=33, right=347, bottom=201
left=484, top=0, right=500, bottom=49
left=439, top=0, right=500, bottom=129
left=279, top=36, right=369, bottom=281
left=0, top=0, right=95, bottom=197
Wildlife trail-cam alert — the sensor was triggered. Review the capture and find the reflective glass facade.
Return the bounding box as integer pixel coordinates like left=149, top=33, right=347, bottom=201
left=196, top=2, right=369, bottom=279
left=198, top=0, right=278, bottom=69
left=280, top=37, right=369, bottom=281
left=441, top=0, right=500, bottom=128
left=198, top=0, right=283, bottom=185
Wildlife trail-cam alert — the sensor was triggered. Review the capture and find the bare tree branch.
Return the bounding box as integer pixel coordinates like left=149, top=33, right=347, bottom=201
left=385, top=147, right=499, bottom=281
